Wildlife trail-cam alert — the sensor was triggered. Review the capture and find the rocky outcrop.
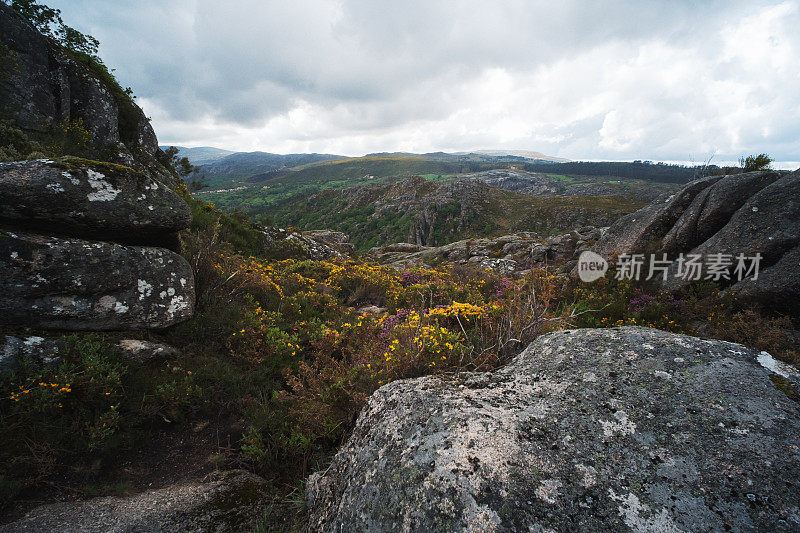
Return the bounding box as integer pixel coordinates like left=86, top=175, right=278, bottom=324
left=593, top=175, right=723, bottom=258
left=307, top=327, right=800, bottom=532
left=594, top=170, right=800, bottom=314
left=0, top=159, right=191, bottom=244
left=0, top=470, right=270, bottom=533
left=0, top=3, right=179, bottom=189
left=369, top=227, right=604, bottom=274
left=258, top=225, right=351, bottom=260
left=1, top=231, right=194, bottom=330
left=0, top=8, right=196, bottom=335
left=304, top=229, right=356, bottom=255
left=460, top=169, right=677, bottom=203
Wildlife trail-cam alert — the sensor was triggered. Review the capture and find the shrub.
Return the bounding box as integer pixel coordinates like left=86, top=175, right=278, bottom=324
left=740, top=153, right=773, bottom=172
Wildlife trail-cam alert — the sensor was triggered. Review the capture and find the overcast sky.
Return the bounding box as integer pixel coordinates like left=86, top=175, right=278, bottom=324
left=48, top=0, right=800, bottom=165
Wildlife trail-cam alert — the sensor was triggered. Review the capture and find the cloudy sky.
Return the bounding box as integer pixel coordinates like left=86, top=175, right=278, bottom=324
left=49, top=0, right=800, bottom=165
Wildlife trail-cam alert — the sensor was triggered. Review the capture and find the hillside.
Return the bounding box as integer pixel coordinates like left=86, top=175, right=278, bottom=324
left=159, top=145, right=235, bottom=165
left=190, top=150, right=347, bottom=187
left=271, top=176, right=644, bottom=250
left=198, top=154, right=684, bottom=217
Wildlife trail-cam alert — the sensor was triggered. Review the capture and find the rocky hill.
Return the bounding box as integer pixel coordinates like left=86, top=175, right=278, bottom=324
left=466, top=168, right=679, bottom=202
left=272, top=175, right=642, bottom=250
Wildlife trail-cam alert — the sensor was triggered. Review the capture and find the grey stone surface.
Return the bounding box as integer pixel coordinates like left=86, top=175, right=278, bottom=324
left=660, top=171, right=783, bottom=254
left=592, top=170, right=800, bottom=314
left=661, top=171, right=800, bottom=314
left=307, top=327, right=800, bottom=532
left=593, top=175, right=722, bottom=259
left=0, top=159, right=191, bottom=240
left=0, top=470, right=269, bottom=533
left=0, top=335, right=63, bottom=372
left=0, top=231, right=194, bottom=330
left=116, top=339, right=180, bottom=363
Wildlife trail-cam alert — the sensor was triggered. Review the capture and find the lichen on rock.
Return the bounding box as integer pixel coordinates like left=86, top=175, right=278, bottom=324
left=306, top=327, right=800, bottom=532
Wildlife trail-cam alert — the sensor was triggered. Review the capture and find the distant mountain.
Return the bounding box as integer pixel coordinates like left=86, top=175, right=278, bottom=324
left=158, top=146, right=236, bottom=165
left=455, top=149, right=570, bottom=162
left=188, top=151, right=347, bottom=187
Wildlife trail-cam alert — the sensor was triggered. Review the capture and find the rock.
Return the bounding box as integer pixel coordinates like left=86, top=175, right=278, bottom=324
left=660, top=171, right=783, bottom=254
left=356, top=305, right=386, bottom=316
left=478, top=257, right=517, bottom=274
left=0, top=159, right=191, bottom=243
left=0, top=470, right=269, bottom=533
left=306, top=230, right=355, bottom=255
left=0, top=335, right=64, bottom=372
left=593, top=175, right=722, bottom=259
left=257, top=226, right=349, bottom=260
left=0, top=3, right=182, bottom=189
left=0, top=231, right=194, bottom=330
left=593, top=170, right=800, bottom=314
left=367, top=230, right=603, bottom=274
left=116, top=339, right=180, bottom=363
left=306, top=327, right=800, bottom=532
left=305, top=230, right=350, bottom=246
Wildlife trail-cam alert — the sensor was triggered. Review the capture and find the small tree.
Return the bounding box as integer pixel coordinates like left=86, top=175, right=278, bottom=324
left=164, top=146, right=208, bottom=190
left=739, top=153, right=773, bottom=172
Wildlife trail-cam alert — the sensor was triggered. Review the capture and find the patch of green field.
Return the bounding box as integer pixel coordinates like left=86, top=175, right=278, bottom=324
left=546, top=173, right=577, bottom=182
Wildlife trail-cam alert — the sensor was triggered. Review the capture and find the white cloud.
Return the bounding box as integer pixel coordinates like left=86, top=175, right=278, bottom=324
left=49, top=0, right=800, bottom=163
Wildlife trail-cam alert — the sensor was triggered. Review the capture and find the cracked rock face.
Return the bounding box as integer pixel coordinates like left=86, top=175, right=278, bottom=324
left=306, top=327, right=800, bottom=532
left=0, top=231, right=195, bottom=330
left=0, top=159, right=191, bottom=242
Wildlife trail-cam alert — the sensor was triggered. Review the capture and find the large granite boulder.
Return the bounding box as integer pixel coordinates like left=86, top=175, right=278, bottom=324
left=0, top=231, right=194, bottom=330
left=0, top=470, right=269, bottom=533
left=0, top=159, right=191, bottom=242
left=660, top=171, right=783, bottom=254
left=307, top=327, right=800, bottom=532
left=0, top=335, right=64, bottom=372
left=593, top=170, right=800, bottom=315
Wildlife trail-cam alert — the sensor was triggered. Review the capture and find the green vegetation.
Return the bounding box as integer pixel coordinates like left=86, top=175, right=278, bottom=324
left=0, top=119, right=47, bottom=161
left=269, top=179, right=643, bottom=251
left=546, top=173, right=576, bottom=182
left=740, top=153, right=773, bottom=172
left=1, top=201, right=795, bottom=528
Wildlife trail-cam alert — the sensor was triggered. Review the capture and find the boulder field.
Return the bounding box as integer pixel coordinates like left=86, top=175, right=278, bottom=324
left=307, top=327, right=800, bottom=532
